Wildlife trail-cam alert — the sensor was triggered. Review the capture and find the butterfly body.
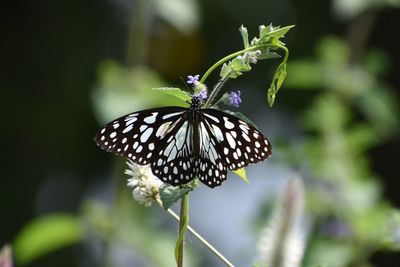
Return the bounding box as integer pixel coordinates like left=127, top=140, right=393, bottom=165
left=94, top=96, right=272, bottom=188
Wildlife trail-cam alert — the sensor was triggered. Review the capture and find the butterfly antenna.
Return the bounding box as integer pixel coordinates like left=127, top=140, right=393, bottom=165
left=180, top=76, right=190, bottom=91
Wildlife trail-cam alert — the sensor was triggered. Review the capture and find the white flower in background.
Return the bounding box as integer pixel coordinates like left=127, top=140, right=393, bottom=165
left=125, top=161, right=163, bottom=207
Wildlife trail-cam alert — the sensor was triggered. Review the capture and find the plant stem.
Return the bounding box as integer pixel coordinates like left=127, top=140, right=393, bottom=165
left=166, top=208, right=234, bottom=267
left=199, top=44, right=269, bottom=84
left=175, top=194, right=189, bottom=267
left=204, top=75, right=230, bottom=108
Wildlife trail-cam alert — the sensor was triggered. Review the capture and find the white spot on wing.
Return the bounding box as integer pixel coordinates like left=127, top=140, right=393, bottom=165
left=224, top=117, right=235, bottom=129
left=144, top=112, right=157, bottom=124
left=156, top=121, right=172, bottom=137
left=162, top=112, right=184, bottom=120
left=211, top=124, right=224, bottom=142
left=123, top=125, right=133, bottom=133
left=125, top=117, right=137, bottom=126
left=140, top=127, right=153, bottom=143
left=204, top=113, right=220, bottom=123
left=226, top=132, right=236, bottom=148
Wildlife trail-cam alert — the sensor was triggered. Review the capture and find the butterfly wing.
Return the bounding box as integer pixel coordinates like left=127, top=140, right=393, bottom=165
left=196, top=118, right=228, bottom=187
left=94, top=106, right=187, bottom=165
left=150, top=119, right=198, bottom=185
left=197, top=109, right=272, bottom=187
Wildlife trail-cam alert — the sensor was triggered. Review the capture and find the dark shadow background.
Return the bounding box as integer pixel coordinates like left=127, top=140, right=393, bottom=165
left=1, top=0, right=400, bottom=266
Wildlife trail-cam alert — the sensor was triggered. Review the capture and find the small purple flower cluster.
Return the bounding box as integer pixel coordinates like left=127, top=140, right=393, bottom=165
left=188, top=74, right=208, bottom=101
left=187, top=75, right=200, bottom=85
left=194, top=89, right=208, bottom=101
left=228, top=90, right=242, bottom=107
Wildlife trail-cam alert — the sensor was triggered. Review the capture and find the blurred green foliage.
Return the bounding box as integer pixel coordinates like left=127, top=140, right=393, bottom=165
left=13, top=214, right=82, bottom=265
left=282, top=36, right=400, bottom=267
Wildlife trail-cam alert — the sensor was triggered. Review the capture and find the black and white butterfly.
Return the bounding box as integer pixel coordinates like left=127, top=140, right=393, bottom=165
left=94, top=96, right=272, bottom=188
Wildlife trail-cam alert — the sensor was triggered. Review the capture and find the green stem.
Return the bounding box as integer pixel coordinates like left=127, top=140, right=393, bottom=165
left=278, top=44, right=289, bottom=64
left=199, top=44, right=269, bottom=84
left=165, top=208, right=234, bottom=266
left=204, top=75, right=230, bottom=108
left=175, top=194, right=189, bottom=267
left=200, top=43, right=284, bottom=107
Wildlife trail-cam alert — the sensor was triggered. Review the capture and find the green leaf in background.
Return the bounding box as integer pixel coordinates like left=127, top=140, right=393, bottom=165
left=13, top=214, right=82, bottom=265
left=159, top=181, right=198, bottom=210
left=233, top=168, right=249, bottom=183
left=152, top=87, right=192, bottom=102
left=152, top=0, right=200, bottom=34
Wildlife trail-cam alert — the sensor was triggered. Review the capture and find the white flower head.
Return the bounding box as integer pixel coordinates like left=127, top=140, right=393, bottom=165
left=125, top=161, right=163, bottom=207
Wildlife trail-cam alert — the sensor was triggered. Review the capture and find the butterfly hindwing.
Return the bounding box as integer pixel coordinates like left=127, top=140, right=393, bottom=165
left=94, top=106, right=186, bottom=165
left=150, top=118, right=197, bottom=185
left=196, top=119, right=228, bottom=187
left=201, top=109, right=272, bottom=170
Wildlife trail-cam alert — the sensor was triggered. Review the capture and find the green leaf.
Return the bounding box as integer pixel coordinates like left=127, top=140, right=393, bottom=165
left=259, top=24, right=274, bottom=40
left=266, top=25, right=295, bottom=40
left=233, top=168, right=249, bottom=183
left=259, top=24, right=295, bottom=43
left=267, top=62, right=287, bottom=107
left=159, top=181, right=198, bottom=210
left=152, top=87, right=191, bottom=102
left=220, top=63, right=232, bottom=78
left=267, top=85, right=276, bottom=106
left=258, top=51, right=281, bottom=60
left=232, top=58, right=251, bottom=73
left=13, top=214, right=82, bottom=265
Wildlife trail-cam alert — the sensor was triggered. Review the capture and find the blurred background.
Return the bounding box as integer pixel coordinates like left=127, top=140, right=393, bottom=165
left=2, top=0, right=400, bottom=266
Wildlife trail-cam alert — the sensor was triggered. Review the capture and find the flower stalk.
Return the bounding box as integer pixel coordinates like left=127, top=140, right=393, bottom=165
left=164, top=207, right=234, bottom=267
left=176, top=193, right=189, bottom=267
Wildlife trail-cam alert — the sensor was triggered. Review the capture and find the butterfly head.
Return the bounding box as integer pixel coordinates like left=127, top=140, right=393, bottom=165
left=190, top=96, right=202, bottom=110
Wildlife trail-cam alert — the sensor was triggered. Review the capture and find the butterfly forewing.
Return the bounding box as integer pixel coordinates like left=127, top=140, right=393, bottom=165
left=94, top=106, right=186, bottom=165
left=94, top=99, right=272, bottom=188
left=201, top=109, right=272, bottom=170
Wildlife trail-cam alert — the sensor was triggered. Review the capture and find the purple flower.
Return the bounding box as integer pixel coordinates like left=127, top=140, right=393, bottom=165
left=187, top=75, right=200, bottom=85
left=194, top=88, right=207, bottom=101
left=228, top=90, right=242, bottom=107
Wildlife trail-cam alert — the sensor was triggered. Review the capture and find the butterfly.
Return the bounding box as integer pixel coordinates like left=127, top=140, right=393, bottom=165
left=94, top=96, right=272, bottom=188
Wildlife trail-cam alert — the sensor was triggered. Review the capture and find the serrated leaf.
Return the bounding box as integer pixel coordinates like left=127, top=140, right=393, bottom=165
left=159, top=181, right=198, bottom=210
left=152, top=87, right=191, bottom=102
left=220, top=62, right=232, bottom=78
left=267, top=25, right=295, bottom=39
left=231, top=58, right=251, bottom=74
left=259, top=25, right=295, bottom=43
left=222, top=110, right=258, bottom=129
left=14, top=214, right=82, bottom=265
left=233, top=168, right=249, bottom=183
